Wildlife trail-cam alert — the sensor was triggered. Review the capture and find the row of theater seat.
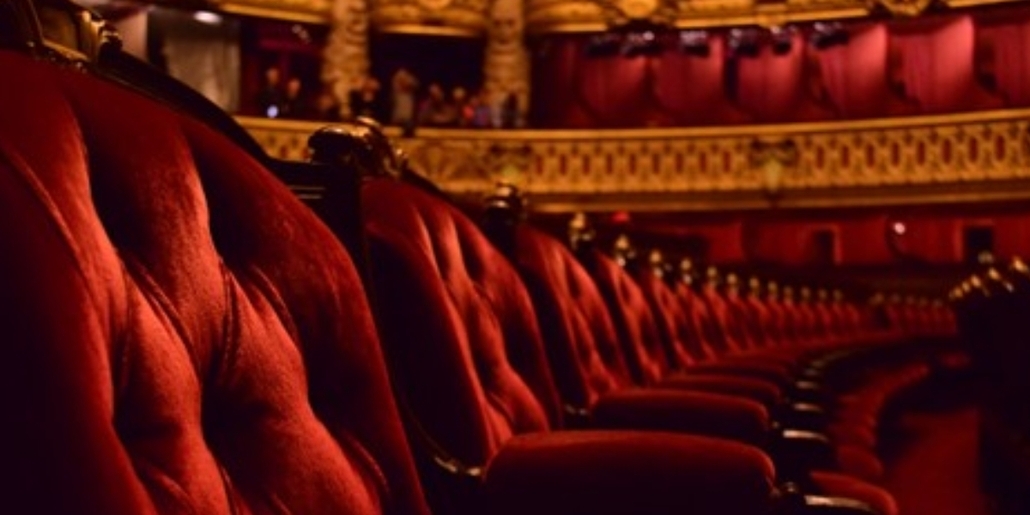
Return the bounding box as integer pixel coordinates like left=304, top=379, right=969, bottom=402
left=0, top=5, right=962, bottom=514
left=358, top=162, right=959, bottom=515
left=951, top=260, right=1030, bottom=515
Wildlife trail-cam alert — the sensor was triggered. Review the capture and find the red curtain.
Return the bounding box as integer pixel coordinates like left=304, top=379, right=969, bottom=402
left=649, top=35, right=749, bottom=125
left=977, top=13, right=1030, bottom=106
left=531, top=38, right=595, bottom=127
left=814, top=24, right=895, bottom=119
left=994, top=214, right=1030, bottom=258
left=527, top=10, right=1026, bottom=128
left=889, top=16, right=1002, bottom=114
left=735, top=33, right=807, bottom=123
left=575, top=53, right=650, bottom=127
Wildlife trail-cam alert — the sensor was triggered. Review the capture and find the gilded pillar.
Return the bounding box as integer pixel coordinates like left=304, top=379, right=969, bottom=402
left=484, top=0, right=530, bottom=126
left=322, top=0, right=371, bottom=119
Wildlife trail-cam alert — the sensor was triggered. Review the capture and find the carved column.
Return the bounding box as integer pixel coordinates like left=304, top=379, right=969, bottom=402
left=322, top=0, right=371, bottom=119
left=484, top=0, right=530, bottom=126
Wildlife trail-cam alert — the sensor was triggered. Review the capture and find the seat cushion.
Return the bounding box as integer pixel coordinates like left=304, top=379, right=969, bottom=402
left=811, top=471, right=899, bottom=515
left=591, top=388, right=772, bottom=446
left=485, top=431, right=776, bottom=515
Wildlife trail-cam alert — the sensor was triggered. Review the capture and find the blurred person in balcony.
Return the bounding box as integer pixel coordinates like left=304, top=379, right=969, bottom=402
left=418, top=83, right=457, bottom=126
left=350, top=75, right=383, bottom=121
left=390, top=67, right=419, bottom=129
left=466, top=92, right=492, bottom=128
left=452, top=87, right=471, bottom=127
left=499, top=91, right=521, bottom=129
left=313, top=88, right=343, bottom=122
left=256, top=66, right=284, bottom=118
left=279, top=77, right=309, bottom=119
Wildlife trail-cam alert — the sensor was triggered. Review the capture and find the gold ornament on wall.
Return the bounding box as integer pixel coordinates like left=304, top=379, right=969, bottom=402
left=417, top=0, right=453, bottom=9
left=239, top=109, right=1030, bottom=211
left=750, top=138, right=799, bottom=197
left=877, top=0, right=935, bottom=17
left=322, top=0, right=371, bottom=119
left=370, top=0, right=490, bottom=36
left=479, top=142, right=535, bottom=186
left=484, top=0, right=531, bottom=121
left=597, top=0, right=677, bottom=26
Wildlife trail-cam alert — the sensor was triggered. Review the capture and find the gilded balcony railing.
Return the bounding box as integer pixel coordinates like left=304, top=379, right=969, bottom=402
left=239, top=109, right=1030, bottom=211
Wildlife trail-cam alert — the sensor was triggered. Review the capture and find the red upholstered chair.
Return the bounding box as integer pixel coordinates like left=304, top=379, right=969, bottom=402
left=592, top=242, right=798, bottom=387
left=0, top=13, right=430, bottom=515
left=361, top=176, right=783, bottom=515
left=362, top=174, right=896, bottom=515
left=673, top=271, right=809, bottom=385
left=505, top=223, right=781, bottom=431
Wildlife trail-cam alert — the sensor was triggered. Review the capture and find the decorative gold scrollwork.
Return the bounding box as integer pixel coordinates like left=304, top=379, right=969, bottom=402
left=479, top=142, right=535, bottom=186
left=370, top=0, right=491, bottom=36
left=239, top=109, right=1030, bottom=210
left=597, top=0, right=678, bottom=26
left=750, top=138, right=799, bottom=195
left=876, top=0, right=935, bottom=17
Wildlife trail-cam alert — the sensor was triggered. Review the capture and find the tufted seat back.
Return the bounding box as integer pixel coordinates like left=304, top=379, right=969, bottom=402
left=362, top=178, right=562, bottom=468
left=635, top=272, right=706, bottom=368
left=510, top=226, right=634, bottom=410
left=700, top=286, right=747, bottom=354
left=675, top=283, right=724, bottom=360
left=580, top=252, right=672, bottom=386
left=0, top=51, right=429, bottom=515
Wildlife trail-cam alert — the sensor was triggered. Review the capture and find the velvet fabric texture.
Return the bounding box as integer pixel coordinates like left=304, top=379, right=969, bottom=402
left=361, top=178, right=783, bottom=512
left=0, top=51, right=429, bottom=515
left=510, top=227, right=776, bottom=439
left=577, top=248, right=795, bottom=390
left=512, top=225, right=635, bottom=411
left=634, top=270, right=786, bottom=407
left=580, top=250, right=670, bottom=387
left=364, top=178, right=561, bottom=467
left=484, top=431, right=776, bottom=515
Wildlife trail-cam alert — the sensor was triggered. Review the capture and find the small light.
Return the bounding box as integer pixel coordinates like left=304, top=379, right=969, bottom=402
left=266, top=105, right=280, bottom=119
left=892, top=222, right=906, bottom=235
left=193, top=11, right=223, bottom=25
left=292, top=24, right=312, bottom=43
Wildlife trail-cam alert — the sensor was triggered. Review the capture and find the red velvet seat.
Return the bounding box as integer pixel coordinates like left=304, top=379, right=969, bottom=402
left=513, top=226, right=783, bottom=412
left=361, top=177, right=781, bottom=514
left=0, top=49, right=430, bottom=515
left=362, top=177, right=898, bottom=515
left=639, top=268, right=799, bottom=395
left=673, top=276, right=804, bottom=385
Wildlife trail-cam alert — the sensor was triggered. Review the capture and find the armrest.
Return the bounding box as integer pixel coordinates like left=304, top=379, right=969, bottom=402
left=777, top=402, right=829, bottom=433
left=769, top=429, right=836, bottom=481
left=806, top=471, right=899, bottom=515
left=590, top=388, right=772, bottom=446
left=484, top=431, right=776, bottom=515
left=790, top=379, right=832, bottom=406
left=778, top=488, right=885, bottom=512
left=800, top=495, right=882, bottom=515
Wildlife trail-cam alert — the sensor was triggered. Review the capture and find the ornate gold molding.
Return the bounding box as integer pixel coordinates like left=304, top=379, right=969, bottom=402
left=239, top=108, right=1030, bottom=211
left=370, top=0, right=490, bottom=36
left=322, top=0, right=370, bottom=119
left=216, top=0, right=332, bottom=24
left=484, top=0, right=531, bottom=119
